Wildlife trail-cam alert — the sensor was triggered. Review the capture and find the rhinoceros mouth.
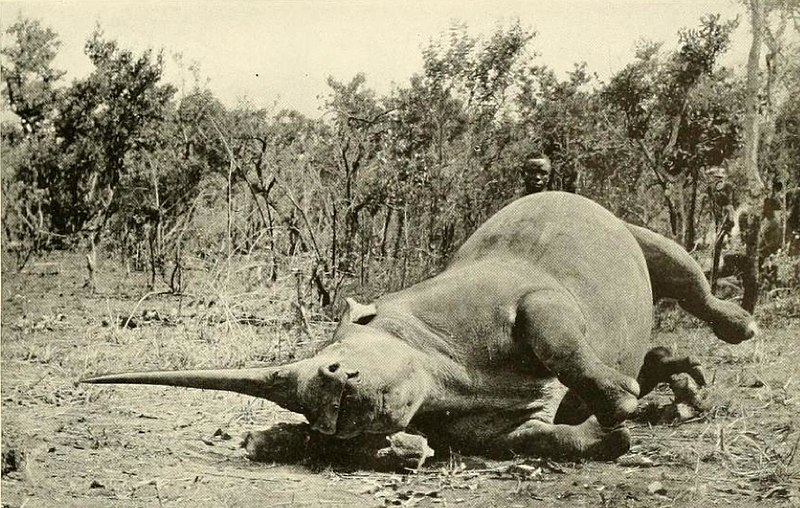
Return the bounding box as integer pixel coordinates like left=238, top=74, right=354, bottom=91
left=310, top=361, right=387, bottom=438
left=323, top=381, right=392, bottom=439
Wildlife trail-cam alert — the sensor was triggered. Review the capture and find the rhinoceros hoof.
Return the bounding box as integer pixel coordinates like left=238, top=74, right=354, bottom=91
left=683, top=359, right=707, bottom=388
left=711, top=311, right=758, bottom=344
left=589, top=371, right=640, bottom=428
left=669, top=373, right=707, bottom=412
left=579, top=419, right=631, bottom=460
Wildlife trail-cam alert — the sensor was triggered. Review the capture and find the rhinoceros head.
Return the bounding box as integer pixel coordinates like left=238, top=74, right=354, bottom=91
left=81, top=299, right=432, bottom=439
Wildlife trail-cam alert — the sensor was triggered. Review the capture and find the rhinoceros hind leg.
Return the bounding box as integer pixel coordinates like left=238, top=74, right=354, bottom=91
left=637, top=346, right=706, bottom=397
left=553, top=389, right=590, bottom=425
left=505, top=416, right=630, bottom=460
left=515, top=291, right=639, bottom=428
left=556, top=347, right=707, bottom=424
left=626, top=223, right=757, bottom=344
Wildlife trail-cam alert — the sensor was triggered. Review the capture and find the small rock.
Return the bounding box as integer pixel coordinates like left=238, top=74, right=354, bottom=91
left=89, top=479, right=105, bottom=489
left=506, top=463, right=543, bottom=478
left=376, top=432, right=434, bottom=470
left=213, top=428, right=232, bottom=440
left=142, top=309, right=161, bottom=322
left=647, top=481, right=666, bottom=495
left=118, top=317, right=138, bottom=329
left=738, top=373, right=766, bottom=388
left=617, top=455, right=656, bottom=467
left=674, top=402, right=699, bottom=421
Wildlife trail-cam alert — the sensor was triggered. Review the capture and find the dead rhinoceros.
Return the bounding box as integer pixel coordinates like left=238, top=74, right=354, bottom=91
left=83, top=192, right=755, bottom=461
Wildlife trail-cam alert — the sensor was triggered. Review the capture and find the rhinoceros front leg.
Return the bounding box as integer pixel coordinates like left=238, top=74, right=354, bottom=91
left=242, top=423, right=434, bottom=471
left=514, top=291, right=640, bottom=428
left=498, top=380, right=630, bottom=460
left=503, top=416, right=631, bottom=460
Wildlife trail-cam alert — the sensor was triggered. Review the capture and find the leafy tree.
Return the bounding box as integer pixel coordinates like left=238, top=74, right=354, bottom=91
left=1, top=18, right=65, bottom=267
left=110, top=88, right=223, bottom=290
left=603, top=15, right=741, bottom=248
left=384, top=22, right=535, bottom=264
left=323, top=74, right=387, bottom=279
left=1, top=17, right=64, bottom=136
left=765, top=60, right=800, bottom=259
left=4, top=13, right=796, bottom=312
left=34, top=30, right=176, bottom=290
left=732, top=0, right=800, bottom=310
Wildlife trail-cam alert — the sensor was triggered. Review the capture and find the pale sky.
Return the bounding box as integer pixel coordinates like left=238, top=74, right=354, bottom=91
left=1, top=1, right=749, bottom=117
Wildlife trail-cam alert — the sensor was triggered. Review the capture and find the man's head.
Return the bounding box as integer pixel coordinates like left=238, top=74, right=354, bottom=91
left=523, top=156, right=551, bottom=194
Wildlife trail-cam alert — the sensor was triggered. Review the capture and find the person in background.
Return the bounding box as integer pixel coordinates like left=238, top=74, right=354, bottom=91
left=522, top=156, right=552, bottom=194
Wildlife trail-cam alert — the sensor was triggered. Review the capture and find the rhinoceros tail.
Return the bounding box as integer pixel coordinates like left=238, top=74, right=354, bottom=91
left=81, top=366, right=301, bottom=407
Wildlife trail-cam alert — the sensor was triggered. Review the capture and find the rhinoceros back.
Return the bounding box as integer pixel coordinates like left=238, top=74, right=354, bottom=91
left=450, top=192, right=652, bottom=373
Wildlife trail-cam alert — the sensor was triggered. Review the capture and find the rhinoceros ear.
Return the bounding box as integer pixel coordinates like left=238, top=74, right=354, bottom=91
left=343, top=297, right=377, bottom=325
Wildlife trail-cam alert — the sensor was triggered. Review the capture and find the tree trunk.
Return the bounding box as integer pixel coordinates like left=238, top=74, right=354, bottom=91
left=392, top=205, right=405, bottom=260
left=85, top=233, right=98, bottom=295
left=266, top=202, right=278, bottom=282
left=685, top=169, right=699, bottom=251
left=147, top=225, right=156, bottom=290
left=379, top=207, right=393, bottom=258
left=710, top=218, right=733, bottom=292
left=151, top=157, right=163, bottom=284
left=736, top=0, right=767, bottom=313
left=740, top=209, right=762, bottom=312
left=331, top=204, right=338, bottom=281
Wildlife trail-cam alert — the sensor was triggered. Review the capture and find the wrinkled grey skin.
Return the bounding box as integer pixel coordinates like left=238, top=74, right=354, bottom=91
left=83, top=192, right=756, bottom=461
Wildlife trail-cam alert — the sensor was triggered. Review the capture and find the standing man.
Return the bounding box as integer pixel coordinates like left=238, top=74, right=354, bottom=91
left=706, top=166, right=735, bottom=290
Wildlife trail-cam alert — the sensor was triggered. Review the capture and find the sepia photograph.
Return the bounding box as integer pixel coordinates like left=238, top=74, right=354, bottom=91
left=1, top=1, right=798, bottom=506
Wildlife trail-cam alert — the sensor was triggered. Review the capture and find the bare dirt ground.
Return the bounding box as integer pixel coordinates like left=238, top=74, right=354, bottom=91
left=2, top=253, right=799, bottom=507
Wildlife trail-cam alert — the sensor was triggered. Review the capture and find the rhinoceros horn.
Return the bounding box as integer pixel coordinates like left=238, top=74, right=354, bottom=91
left=81, top=362, right=307, bottom=413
